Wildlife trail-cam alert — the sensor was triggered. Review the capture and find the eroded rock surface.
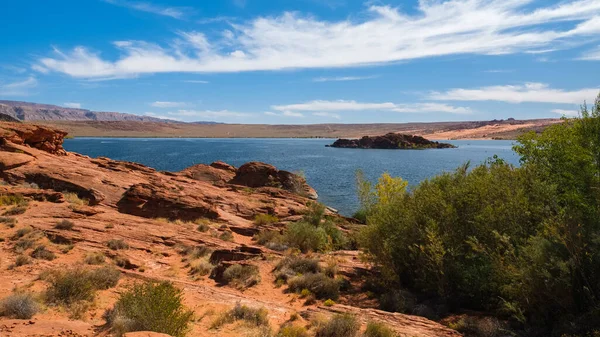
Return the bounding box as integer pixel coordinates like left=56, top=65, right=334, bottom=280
left=328, top=133, right=456, bottom=149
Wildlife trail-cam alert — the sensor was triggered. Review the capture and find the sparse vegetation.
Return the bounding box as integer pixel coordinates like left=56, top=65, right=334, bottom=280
left=363, top=321, right=398, bottom=337
left=88, top=265, right=121, bottom=289
left=31, top=245, right=56, bottom=260
left=54, top=219, right=75, bottom=230
left=84, top=251, right=106, bottom=265
left=63, top=192, right=88, bottom=206
left=196, top=222, right=210, bottom=232
left=0, top=216, right=17, bottom=227
left=211, top=303, right=269, bottom=329
left=189, top=259, right=214, bottom=276
left=287, top=273, right=340, bottom=300
left=254, top=213, right=279, bottom=226
left=3, top=205, right=27, bottom=216
left=105, top=281, right=193, bottom=337
left=0, top=293, right=39, bottom=319
left=274, top=256, right=321, bottom=283
left=0, top=194, right=27, bottom=207
left=45, top=268, right=96, bottom=305
left=219, top=231, right=234, bottom=242
left=12, top=226, right=32, bottom=240
left=222, top=264, right=261, bottom=289
left=107, top=239, right=129, bottom=250
left=277, top=325, right=310, bottom=337
left=15, top=255, right=31, bottom=267
left=315, top=314, right=359, bottom=337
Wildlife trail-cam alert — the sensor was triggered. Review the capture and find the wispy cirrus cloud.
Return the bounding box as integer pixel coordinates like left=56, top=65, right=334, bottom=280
left=103, top=0, right=191, bottom=19
left=312, top=75, right=378, bottom=82
left=34, top=1, right=600, bottom=79
left=169, top=109, right=251, bottom=118
left=429, top=83, right=599, bottom=104
left=272, top=100, right=472, bottom=114
left=312, top=112, right=341, bottom=119
left=580, top=45, right=600, bottom=60
left=0, top=76, right=38, bottom=96
left=150, top=101, right=187, bottom=108
left=64, top=102, right=82, bottom=109
left=264, top=111, right=305, bottom=118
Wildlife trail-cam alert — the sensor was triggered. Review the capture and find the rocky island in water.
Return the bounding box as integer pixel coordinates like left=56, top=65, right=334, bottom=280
left=327, top=133, right=457, bottom=149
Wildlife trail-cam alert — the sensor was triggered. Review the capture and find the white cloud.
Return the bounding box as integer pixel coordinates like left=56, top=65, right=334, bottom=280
left=552, top=109, right=580, bottom=117
left=150, top=101, right=187, bottom=108
left=144, top=112, right=181, bottom=121
left=183, top=80, right=209, bottom=84
left=0, top=76, right=38, bottom=96
left=272, top=100, right=471, bottom=114
left=580, top=45, right=600, bottom=60
left=313, top=75, right=378, bottom=82
left=429, top=83, right=599, bottom=104
left=35, top=1, right=600, bottom=78
left=169, top=109, right=251, bottom=118
left=64, top=102, right=82, bottom=109
left=312, top=112, right=341, bottom=119
left=104, top=0, right=190, bottom=19
left=264, top=111, right=304, bottom=118
left=484, top=69, right=514, bottom=73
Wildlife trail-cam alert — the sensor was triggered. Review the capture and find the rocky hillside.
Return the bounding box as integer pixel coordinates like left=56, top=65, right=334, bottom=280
left=0, top=122, right=461, bottom=337
left=0, top=100, right=174, bottom=122
left=328, top=133, right=456, bottom=149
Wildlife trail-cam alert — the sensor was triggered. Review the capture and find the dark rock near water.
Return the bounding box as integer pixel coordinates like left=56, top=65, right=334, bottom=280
left=327, top=133, right=456, bottom=149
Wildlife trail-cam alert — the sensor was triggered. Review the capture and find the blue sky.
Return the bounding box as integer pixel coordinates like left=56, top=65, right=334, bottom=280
left=1, top=0, right=600, bottom=124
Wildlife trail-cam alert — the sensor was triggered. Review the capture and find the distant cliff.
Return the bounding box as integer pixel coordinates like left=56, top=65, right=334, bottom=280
left=328, top=133, right=456, bottom=149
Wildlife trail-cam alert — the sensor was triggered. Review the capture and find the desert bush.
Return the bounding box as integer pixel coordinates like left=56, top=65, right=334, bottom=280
left=88, top=266, right=121, bottom=290
left=283, top=222, right=328, bottom=253
left=196, top=222, right=210, bottom=232
left=0, top=194, right=27, bottom=207
left=223, top=264, right=261, bottom=289
left=378, top=289, right=416, bottom=314
left=55, top=219, right=74, bottom=230
left=0, top=216, right=17, bottom=227
left=12, top=226, right=32, bottom=240
left=31, top=245, right=56, bottom=260
left=254, top=213, right=279, bottom=226
left=274, top=256, right=321, bottom=283
left=219, top=231, right=234, bottom=242
left=277, top=325, right=310, bottom=337
left=45, top=268, right=96, bottom=305
left=3, top=206, right=28, bottom=216
left=189, top=259, right=214, bottom=276
left=105, top=281, right=193, bottom=337
left=315, top=314, right=359, bottom=337
left=15, top=254, right=31, bottom=267
left=188, top=245, right=212, bottom=260
left=64, top=192, right=88, bottom=206
left=85, top=251, right=106, bottom=265
left=0, top=293, right=39, bottom=319
left=211, top=303, right=269, bottom=328
left=287, top=273, right=340, bottom=300
left=107, top=239, right=129, bottom=250
left=323, top=299, right=335, bottom=307
left=363, top=321, right=397, bottom=337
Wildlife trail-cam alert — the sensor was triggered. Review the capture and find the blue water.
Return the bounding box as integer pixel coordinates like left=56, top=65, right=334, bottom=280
left=63, top=138, right=519, bottom=216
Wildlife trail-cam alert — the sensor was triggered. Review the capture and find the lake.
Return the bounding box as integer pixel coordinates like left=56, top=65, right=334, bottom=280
left=63, top=138, right=519, bottom=216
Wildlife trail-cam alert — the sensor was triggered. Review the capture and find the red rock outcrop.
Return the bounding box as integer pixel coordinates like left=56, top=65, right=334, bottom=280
left=0, top=122, right=67, bottom=155
left=230, top=162, right=318, bottom=200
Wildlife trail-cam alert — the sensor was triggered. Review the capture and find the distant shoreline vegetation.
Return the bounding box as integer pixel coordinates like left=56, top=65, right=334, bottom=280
left=327, top=133, right=457, bottom=149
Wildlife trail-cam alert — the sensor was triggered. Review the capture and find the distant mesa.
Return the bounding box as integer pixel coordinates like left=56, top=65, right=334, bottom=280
left=327, top=133, right=457, bottom=149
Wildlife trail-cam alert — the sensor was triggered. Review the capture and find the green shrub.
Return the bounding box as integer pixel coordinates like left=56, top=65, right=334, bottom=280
left=287, top=273, right=340, bottom=300
left=55, top=220, right=75, bottom=230
left=45, top=268, right=96, bottom=305
left=188, top=246, right=212, bottom=260
left=315, top=314, right=359, bottom=337
left=3, top=206, right=27, bottom=216
left=277, top=325, right=310, bottom=337
left=12, top=226, right=32, bottom=240
left=303, top=202, right=326, bottom=226
left=105, top=281, right=193, bottom=337
left=84, top=251, right=106, bottom=265
left=254, top=214, right=279, bottom=226
left=0, top=194, right=27, bottom=207
left=211, top=303, right=269, bottom=328
left=222, top=264, right=261, bottom=289
left=31, top=245, right=56, bottom=260
left=0, top=293, right=39, bottom=319
left=88, top=266, right=121, bottom=290
left=284, top=222, right=328, bottom=253
left=274, top=256, right=321, bottom=283
left=363, top=321, right=397, bottom=337
left=196, top=223, right=210, bottom=232
left=64, top=193, right=88, bottom=206
left=107, top=239, right=129, bottom=250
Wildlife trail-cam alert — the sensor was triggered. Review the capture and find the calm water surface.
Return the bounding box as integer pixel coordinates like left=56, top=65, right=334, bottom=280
left=64, top=138, right=519, bottom=216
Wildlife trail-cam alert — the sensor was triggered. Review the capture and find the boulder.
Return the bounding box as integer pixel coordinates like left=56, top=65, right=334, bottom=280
left=230, top=162, right=318, bottom=200
left=0, top=122, right=68, bottom=155
left=179, top=162, right=236, bottom=184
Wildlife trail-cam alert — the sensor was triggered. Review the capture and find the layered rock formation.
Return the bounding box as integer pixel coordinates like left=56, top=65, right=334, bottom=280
left=328, top=133, right=456, bottom=149
left=0, top=122, right=460, bottom=337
